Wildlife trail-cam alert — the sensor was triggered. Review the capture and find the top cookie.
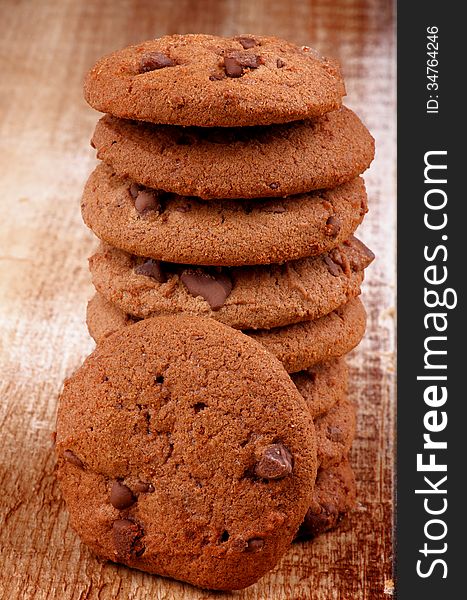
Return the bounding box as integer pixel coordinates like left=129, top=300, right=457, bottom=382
left=56, top=315, right=317, bottom=590
left=84, top=34, right=345, bottom=127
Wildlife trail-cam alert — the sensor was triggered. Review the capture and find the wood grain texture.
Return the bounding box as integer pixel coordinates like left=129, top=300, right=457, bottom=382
left=0, top=1, right=395, bottom=598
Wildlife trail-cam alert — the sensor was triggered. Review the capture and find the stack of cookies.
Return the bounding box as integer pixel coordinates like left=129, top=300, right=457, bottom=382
left=57, top=34, right=375, bottom=590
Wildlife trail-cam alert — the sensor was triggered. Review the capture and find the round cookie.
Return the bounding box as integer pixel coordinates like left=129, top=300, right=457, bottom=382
left=56, top=316, right=317, bottom=590
left=91, top=107, right=375, bottom=200
left=295, top=459, right=356, bottom=540
left=82, top=164, right=368, bottom=266
left=88, top=237, right=373, bottom=330
left=87, top=294, right=366, bottom=373
left=291, top=359, right=348, bottom=419
left=84, top=34, right=345, bottom=128
left=314, top=398, right=356, bottom=469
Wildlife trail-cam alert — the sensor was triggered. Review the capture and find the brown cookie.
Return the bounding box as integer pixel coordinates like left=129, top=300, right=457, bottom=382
left=91, top=107, right=375, bottom=200
left=314, top=397, right=356, bottom=469
left=295, top=459, right=356, bottom=540
left=84, top=34, right=345, bottom=127
left=88, top=237, right=373, bottom=330
left=87, top=294, right=366, bottom=373
left=55, top=316, right=317, bottom=590
left=291, top=359, right=348, bottom=419
left=82, top=164, right=368, bottom=266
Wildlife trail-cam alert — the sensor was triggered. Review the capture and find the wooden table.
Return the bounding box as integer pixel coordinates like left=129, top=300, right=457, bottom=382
left=0, top=1, right=395, bottom=598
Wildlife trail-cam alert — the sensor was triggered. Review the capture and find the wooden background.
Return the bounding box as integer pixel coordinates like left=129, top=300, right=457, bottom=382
left=0, top=1, right=395, bottom=598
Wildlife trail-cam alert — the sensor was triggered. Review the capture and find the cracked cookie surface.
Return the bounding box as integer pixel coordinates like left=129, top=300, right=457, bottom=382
left=56, top=315, right=317, bottom=590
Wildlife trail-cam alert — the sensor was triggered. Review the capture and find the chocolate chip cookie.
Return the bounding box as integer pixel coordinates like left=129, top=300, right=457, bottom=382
left=82, top=164, right=368, bottom=266
left=296, top=459, right=356, bottom=540
left=88, top=237, right=373, bottom=330
left=87, top=294, right=366, bottom=373
left=56, top=315, right=317, bottom=590
left=91, top=107, right=374, bottom=200
left=84, top=34, right=345, bottom=127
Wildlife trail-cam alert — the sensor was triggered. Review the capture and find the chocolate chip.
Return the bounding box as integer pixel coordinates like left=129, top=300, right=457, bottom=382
left=269, top=182, right=280, bottom=190
left=276, top=58, right=286, bottom=68
left=238, top=53, right=263, bottom=68
left=239, top=54, right=264, bottom=69
left=324, top=215, right=341, bottom=237
left=134, top=190, right=160, bottom=214
left=63, top=450, right=84, bottom=469
left=194, top=402, right=207, bottom=413
left=328, top=248, right=350, bottom=275
left=129, top=182, right=141, bottom=199
left=110, top=481, right=136, bottom=510
left=245, top=537, right=264, bottom=552
left=236, top=36, right=257, bottom=49
left=343, top=236, right=375, bottom=271
left=254, top=443, right=293, bottom=480
left=224, top=51, right=263, bottom=77
left=224, top=56, right=243, bottom=78
left=133, top=481, right=155, bottom=494
left=324, top=255, right=342, bottom=277
left=140, top=51, right=175, bottom=72
left=134, top=259, right=166, bottom=283
left=180, top=270, right=233, bottom=310
left=112, top=519, right=145, bottom=558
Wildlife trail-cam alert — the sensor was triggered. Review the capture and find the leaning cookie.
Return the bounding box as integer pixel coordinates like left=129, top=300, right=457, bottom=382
left=91, top=107, right=374, bottom=200
left=314, top=397, right=356, bottom=469
left=87, top=294, right=366, bottom=373
left=56, top=316, right=317, bottom=590
left=295, top=459, right=357, bottom=540
left=84, top=34, right=345, bottom=127
left=88, top=237, right=373, bottom=330
left=82, top=164, right=368, bottom=266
